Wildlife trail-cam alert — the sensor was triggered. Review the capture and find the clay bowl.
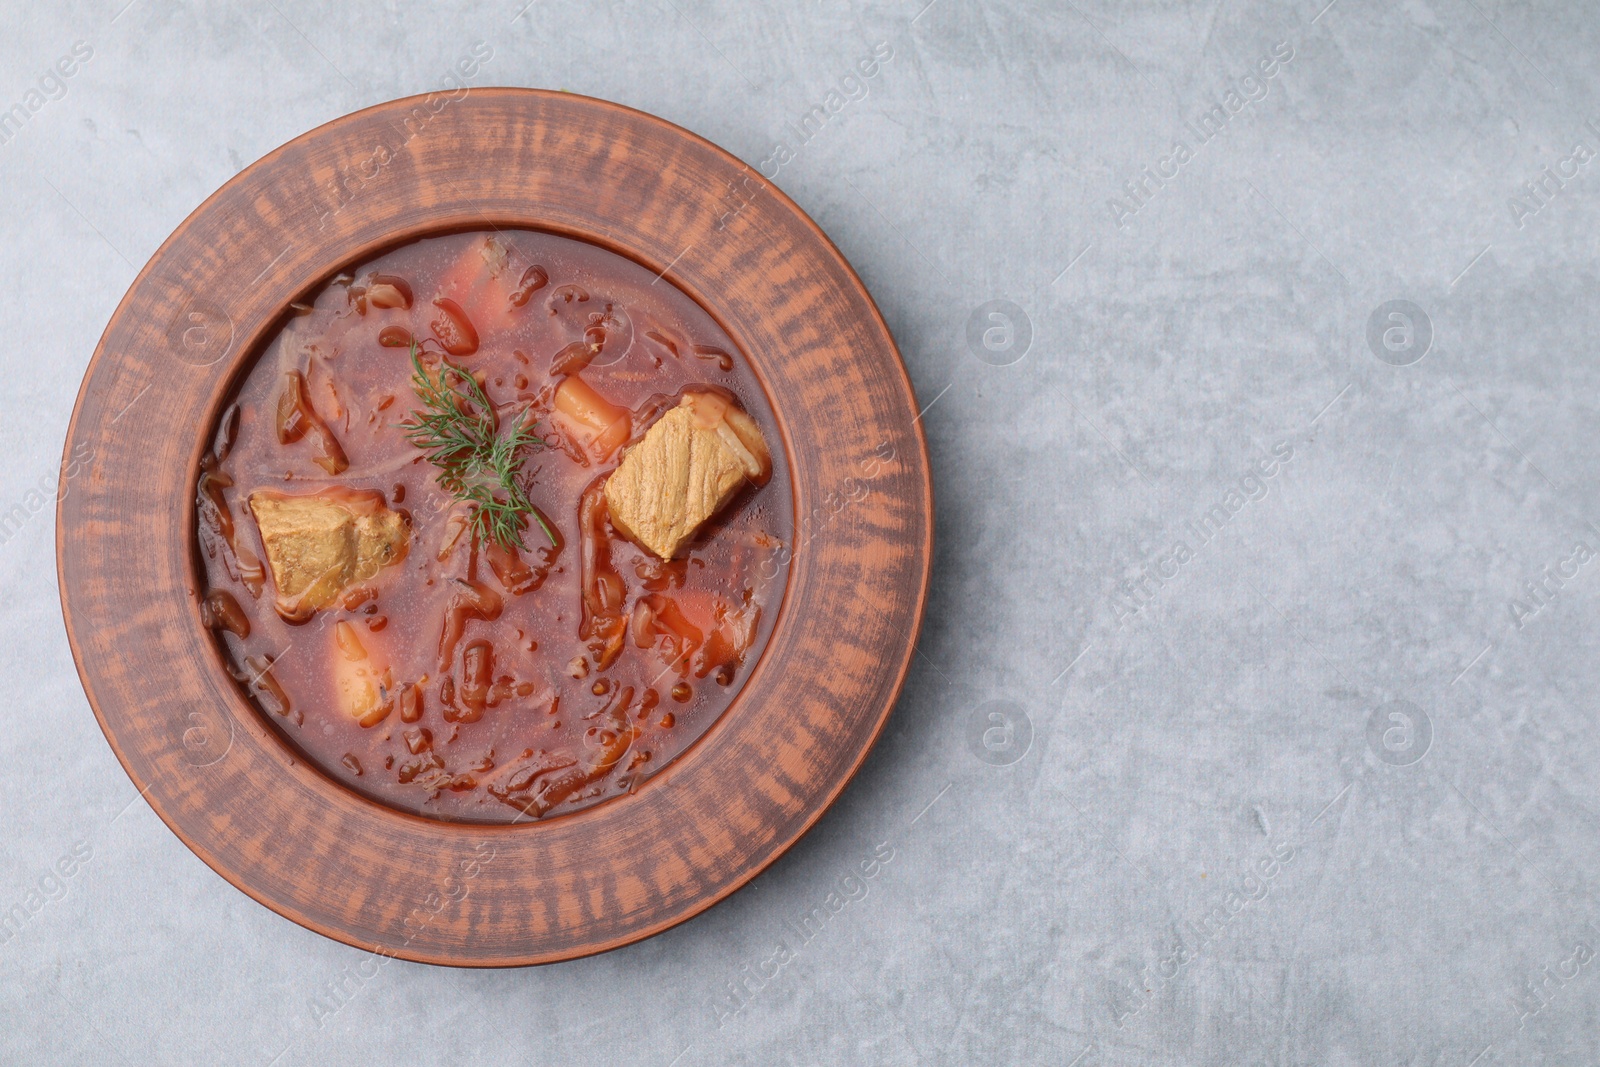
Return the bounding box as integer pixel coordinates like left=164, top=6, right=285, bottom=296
left=56, top=89, right=931, bottom=966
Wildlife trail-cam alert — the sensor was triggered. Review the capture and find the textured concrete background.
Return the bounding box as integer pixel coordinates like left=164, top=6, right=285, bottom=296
left=4, top=0, right=1600, bottom=1063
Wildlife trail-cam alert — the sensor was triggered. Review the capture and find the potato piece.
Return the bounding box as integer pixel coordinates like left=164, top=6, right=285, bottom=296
left=332, top=620, right=393, bottom=726
left=248, top=488, right=409, bottom=620
left=553, top=375, right=630, bottom=458
left=604, top=391, right=771, bottom=559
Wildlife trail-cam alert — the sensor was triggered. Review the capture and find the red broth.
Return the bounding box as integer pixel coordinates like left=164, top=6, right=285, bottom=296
left=195, top=230, right=791, bottom=823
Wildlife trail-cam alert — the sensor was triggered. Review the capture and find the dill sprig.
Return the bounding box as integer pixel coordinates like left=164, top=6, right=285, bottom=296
left=402, top=344, right=556, bottom=551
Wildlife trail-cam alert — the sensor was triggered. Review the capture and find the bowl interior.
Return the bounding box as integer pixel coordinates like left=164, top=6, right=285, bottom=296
left=187, top=221, right=800, bottom=826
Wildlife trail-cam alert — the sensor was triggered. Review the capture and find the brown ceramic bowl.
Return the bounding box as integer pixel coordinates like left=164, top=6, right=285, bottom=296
left=56, top=89, right=931, bottom=966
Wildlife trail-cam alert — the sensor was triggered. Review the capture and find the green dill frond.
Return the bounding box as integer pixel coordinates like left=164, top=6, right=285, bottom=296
left=401, top=343, right=554, bottom=551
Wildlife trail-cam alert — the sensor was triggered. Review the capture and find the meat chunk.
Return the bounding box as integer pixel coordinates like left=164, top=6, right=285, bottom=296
left=605, top=390, right=771, bottom=559
left=248, top=488, right=410, bottom=620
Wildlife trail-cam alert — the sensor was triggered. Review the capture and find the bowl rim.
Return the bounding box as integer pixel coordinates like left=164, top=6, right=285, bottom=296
left=57, top=87, right=933, bottom=966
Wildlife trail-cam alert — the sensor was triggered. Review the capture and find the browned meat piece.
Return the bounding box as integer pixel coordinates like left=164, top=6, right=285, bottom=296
left=605, top=390, right=771, bottom=559
left=247, top=488, right=410, bottom=620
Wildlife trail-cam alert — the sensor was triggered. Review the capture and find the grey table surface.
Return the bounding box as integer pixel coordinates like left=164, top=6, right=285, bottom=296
left=4, top=0, right=1599, bottom=1063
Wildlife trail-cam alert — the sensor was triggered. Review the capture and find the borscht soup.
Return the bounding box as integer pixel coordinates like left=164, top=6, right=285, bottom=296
left=194, top=229, right=791, bottom=823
